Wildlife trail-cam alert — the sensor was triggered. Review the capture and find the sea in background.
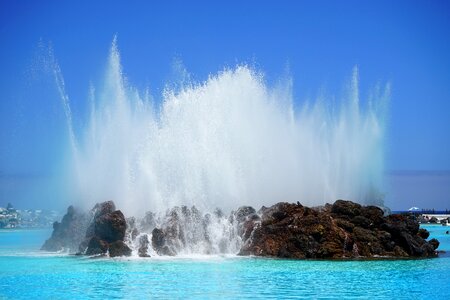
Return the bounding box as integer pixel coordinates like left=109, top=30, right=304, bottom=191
left=0, top=225, right=449, bottom=299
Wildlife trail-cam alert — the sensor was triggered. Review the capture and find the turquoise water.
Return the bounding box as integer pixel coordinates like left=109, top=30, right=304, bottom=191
left=1, top=226, right=449, bottom=299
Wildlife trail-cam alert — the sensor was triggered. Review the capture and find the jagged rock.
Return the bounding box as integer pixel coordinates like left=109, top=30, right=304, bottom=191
left=43, top=199, right=440, bottom=260
left=150, top=205, right=214, bottom=255
left=41, top=205, right=89, bottom=252
left=125, top=217, right=140, bottom=242
left=85, top=236, right=108, bottom=255
left=138, top=234, right=150, bottom=257
left=44, top=201, right=131, bottom=257
left=233, top=206, right=256, bottom=223
left=109, top=240, right=132, bottom=257
left=418, top=228, right=430, bottom=239
left=429, top=238, right=440, bottom=250
left=151, top=228, right=175, bottom=256
left=230, top=206, right=259, bottom=243
left=331, top=200, right=362, bottom=217
left=81, top=201, right=118, bottom=252
left=240, top=200, right=439, bottom=259
left=361, top=205, right=384, bottom=224
left=92, top=200, right=116, bottom=218
left=94, top=210, right=126, bottom=243
left=351, top=216, right=372, bottom=228
left=83, top=202, right=128, bottom=256
left=151, top=228, right=165, bottom=250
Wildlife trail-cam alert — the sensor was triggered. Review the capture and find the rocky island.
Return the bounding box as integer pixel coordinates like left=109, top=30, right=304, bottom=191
left=42, top=200, right=440, bottom=259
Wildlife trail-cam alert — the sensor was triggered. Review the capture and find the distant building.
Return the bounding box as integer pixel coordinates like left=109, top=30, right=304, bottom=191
left=0, top=203, right=61, bottom=228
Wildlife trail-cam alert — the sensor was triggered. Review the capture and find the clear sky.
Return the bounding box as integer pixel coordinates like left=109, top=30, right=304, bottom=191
left=0, top=0, right=449, bottom=210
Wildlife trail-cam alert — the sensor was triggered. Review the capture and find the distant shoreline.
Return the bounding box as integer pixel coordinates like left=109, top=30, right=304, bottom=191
left=392, top=210, right=450, bottom=214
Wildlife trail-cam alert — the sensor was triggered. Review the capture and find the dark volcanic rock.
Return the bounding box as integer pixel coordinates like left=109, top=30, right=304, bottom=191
left=93, top=200, right=116, bottom=218
left=331, top=200, right=362, bottom=218
left=151, top=228, right=165, bottom=249
left=230, top=206, right=260, bottom=243
left=239, top=200, right=439, bottom=259
left=85, top=236, right=108, bottom=255
left=94, top=210, right=126, bottom=243
left=43, top=201, right=132, bottom=257
left=361, top=206, right=384, bottom=225
left=151, top=228, right=175, bottom=256
left=429, top=238, right=440, bottom=250
left=125, top=217, right=140, bottom=242
left=83, top=201, right=129, bottom=256
left=138, top=234, right=150, bottom=257
left=233, top=206, right=257, bottom=223
left=109, top=240, right=132, bottom=257
left=44, top=199, right=440, bottom=260
left=41, top=206, right=90, bottom=252
left=149, top=205, right=216, bottom=255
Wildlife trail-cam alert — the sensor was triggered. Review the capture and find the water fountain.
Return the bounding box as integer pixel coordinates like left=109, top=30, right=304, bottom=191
left=53, top=39, right=388, bottom=219
left=38, top=39, right=402, bottom=257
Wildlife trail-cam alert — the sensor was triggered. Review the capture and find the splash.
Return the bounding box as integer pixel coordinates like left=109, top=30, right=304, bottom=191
left=61, top=40, right=388, bottom=216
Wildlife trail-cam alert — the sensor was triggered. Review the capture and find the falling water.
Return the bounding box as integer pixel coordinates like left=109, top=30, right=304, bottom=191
left=58, top=39, right=388, bottom=217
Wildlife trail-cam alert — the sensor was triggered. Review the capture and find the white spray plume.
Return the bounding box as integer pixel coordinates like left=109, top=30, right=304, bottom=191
left=61, top=40, right=388, bottom=216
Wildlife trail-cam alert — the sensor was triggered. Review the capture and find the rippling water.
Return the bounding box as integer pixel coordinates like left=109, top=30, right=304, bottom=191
left=1, top=225, right=449, bottom=299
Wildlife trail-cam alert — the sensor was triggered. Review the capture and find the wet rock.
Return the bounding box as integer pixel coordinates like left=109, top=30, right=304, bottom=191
left=92, top=200, right=116, bottom=218
left=138, top=234, right=150, bottom=257
left=109, top=240, right=132, bottom=257
left=83, top=204, right=128, bottom=256
left=351, top=216, right=372, bottom=228
left=43, top=199, right=440, bottom=260
left=233, top=206, right=256, bottom=223
left=41, top=205, right=90, bottom=253
left=85, top=236, right=108, bottom=255
left=231, top=206, right=259, bottom=243
left=151, top=228, right=164, bottom=249
left=361, top=206, right=384, bottom=225
left=240, top=200, right=439, bottom=259
left=94, top=210, right=127, bottom=243
left=393, top=245, right=409, bottom=257
left=418, top=228, right=430, bottom=239
left=429, top=238, right=440, bottom=250
left=335, top=218, right=354, bottom=232
left=125, top=217, right=140, bottom=242
left=150, top=205, right=215, bottom=255
left=43, top=201, right=136, bottom=257
left=70, top=201, right=130, bottom=257
left=151, top=228, right=175, bottom=256
left=331, top=200, right=361, bottom=218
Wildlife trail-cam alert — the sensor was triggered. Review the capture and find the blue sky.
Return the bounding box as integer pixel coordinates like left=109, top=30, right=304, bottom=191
left=0, top=0, right=449, bottom=210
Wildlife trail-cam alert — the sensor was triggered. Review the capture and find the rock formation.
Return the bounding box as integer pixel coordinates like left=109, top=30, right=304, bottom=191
left=151, top=228, right=175, bottom=256
left=80, top=201, right=131, bottom=257
left=41, top=205, right=90, bottom=252
left=137, top=234, right=151, bottom=257
left=239, top=200, right=439, bottom=258
left=42, top=201, right=131, bottom=257
left=43, top=199, right=439, bottom=259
